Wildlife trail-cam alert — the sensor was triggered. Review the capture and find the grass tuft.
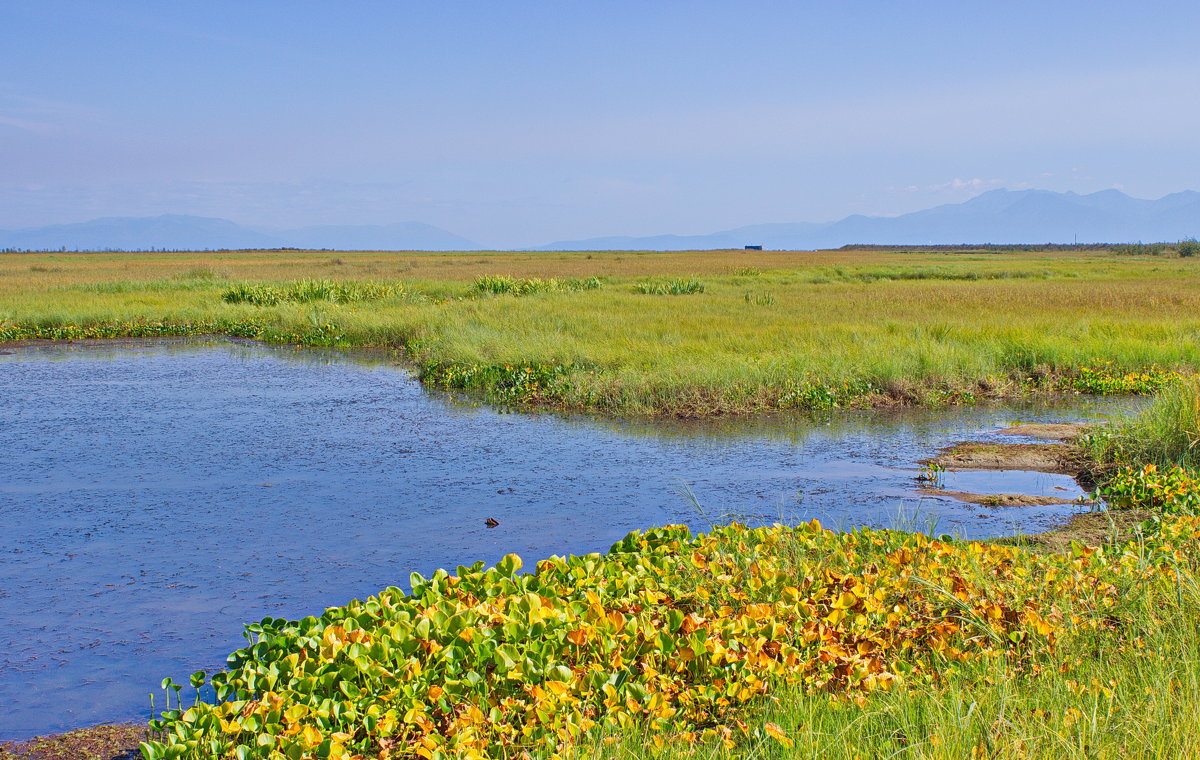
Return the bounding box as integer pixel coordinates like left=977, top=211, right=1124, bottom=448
left=632, top=278, right=705, bottom=295
left=473, top=275, right=604, bottom=296
left=220, top=279, right=401, bottom=306
left=1082, top=376, right=1200, bottom=468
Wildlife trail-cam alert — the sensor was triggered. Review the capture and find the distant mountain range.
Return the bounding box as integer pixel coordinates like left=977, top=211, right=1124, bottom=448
left=1, top=189, right=1197, bottom=251
left=539, top=189, right=1200, bottom=250
left=0, top=215, right=479, bottom=251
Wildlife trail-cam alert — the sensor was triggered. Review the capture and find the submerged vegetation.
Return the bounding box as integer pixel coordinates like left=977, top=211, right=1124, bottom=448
left=0, top=724, right=145, bottom=760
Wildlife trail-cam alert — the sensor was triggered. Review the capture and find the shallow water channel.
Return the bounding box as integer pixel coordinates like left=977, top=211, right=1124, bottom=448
left=0, top=339, right=1140, bottom=737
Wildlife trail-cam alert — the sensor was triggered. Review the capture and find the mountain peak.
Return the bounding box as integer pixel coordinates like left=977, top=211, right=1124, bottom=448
left=540, top=188, right=1200, bottom=250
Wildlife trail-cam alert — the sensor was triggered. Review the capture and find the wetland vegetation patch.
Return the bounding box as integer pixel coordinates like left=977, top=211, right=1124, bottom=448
left=4, top=248, right=1200, bottom=416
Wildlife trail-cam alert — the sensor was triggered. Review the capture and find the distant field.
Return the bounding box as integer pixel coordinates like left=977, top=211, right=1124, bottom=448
left=3, top=247, right=1199, bottom=415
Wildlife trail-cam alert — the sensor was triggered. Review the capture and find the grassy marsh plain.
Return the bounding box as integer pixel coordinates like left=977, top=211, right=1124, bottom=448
left=3, top=247, right=1200, bottom=415
left=7, top=247, right=1200, bottom=759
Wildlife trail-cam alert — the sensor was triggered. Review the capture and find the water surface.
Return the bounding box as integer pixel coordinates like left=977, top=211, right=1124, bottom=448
left=0, top=339, right=1138, bottom=737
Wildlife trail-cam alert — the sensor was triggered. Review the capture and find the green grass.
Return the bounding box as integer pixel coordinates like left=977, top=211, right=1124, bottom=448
left=473, top=275, right=604, bottom=295
left=1083, top=376, right=1200, bottom=469
left=632, top=277, right=705, bottom=295
left=220, top=279, right=402, bottom=306
left=4, top=248, right=1200, bottom=414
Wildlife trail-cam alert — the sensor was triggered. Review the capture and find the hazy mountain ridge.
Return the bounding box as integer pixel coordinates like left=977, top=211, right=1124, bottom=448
left=0, top=215, right=479, bottom=251
left=1, top=189, right=1197, bottom=251
left=539, top=189, right=1200, bottom=250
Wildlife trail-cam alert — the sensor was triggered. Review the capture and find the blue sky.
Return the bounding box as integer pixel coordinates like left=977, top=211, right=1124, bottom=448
left=2, top=1, right=1198, bottom=246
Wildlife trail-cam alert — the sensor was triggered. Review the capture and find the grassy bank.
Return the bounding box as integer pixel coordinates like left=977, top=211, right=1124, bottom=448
left=3, top=248, right=1200, bottom=414
left=1082, top=376, right=1200, bottom=470
left=128, top=382, right=1200, bottom=759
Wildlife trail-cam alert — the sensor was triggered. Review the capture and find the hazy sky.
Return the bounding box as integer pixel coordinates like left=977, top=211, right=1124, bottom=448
left=2, top=1, right=1198, bottom=246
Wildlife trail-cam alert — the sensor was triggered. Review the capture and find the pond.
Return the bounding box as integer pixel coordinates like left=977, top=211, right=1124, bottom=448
left=0, top=339, right=1138, bottom=737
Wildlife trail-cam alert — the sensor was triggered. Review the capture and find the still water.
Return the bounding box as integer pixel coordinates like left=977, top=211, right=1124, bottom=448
left=0, top=339, right=1137, bottom=737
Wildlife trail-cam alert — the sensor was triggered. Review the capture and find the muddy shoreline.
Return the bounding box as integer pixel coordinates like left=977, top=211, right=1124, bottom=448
left=916, top=422, right=1142, bottom=553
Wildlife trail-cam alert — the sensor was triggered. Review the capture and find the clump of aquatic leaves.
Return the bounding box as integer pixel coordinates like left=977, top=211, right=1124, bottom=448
left=473, top=276, right=603, bottom=296
left=1060, top=361, right=1181, bottom=395
left=265, top=322, right=346, bottom=348
left=420, top=361, right=572, bottom=404
left=915, top=461, right=946, bottom=488
left=1098, top=464, right=1200, bottom=514
left=776, top=375, right=876, bottom=410
left=632, top=279, right=705, bottom=295
left=221, top=280, right=402, bottom=306
left=140, top=512, right=1200, bottom=760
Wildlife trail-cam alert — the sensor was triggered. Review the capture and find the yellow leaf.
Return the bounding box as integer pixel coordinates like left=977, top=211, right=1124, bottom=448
left=301, top=725, right=323, bottom=748
left=832, top=591, right=858, bottom=610
left=566, top=628, right=589, bottom=646
left=764, top=721, right=794, bottom=748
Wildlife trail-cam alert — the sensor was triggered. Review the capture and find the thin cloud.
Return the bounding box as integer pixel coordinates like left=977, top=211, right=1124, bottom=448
left=928, top=178, right=1006, bottom=193
left=0, top=114, right=57, bottom=133
left=0, top=88, right=97, bottom=135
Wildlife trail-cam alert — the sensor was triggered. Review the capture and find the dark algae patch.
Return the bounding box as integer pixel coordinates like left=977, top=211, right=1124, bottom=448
left=0, top=725, right=142, bottom=760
